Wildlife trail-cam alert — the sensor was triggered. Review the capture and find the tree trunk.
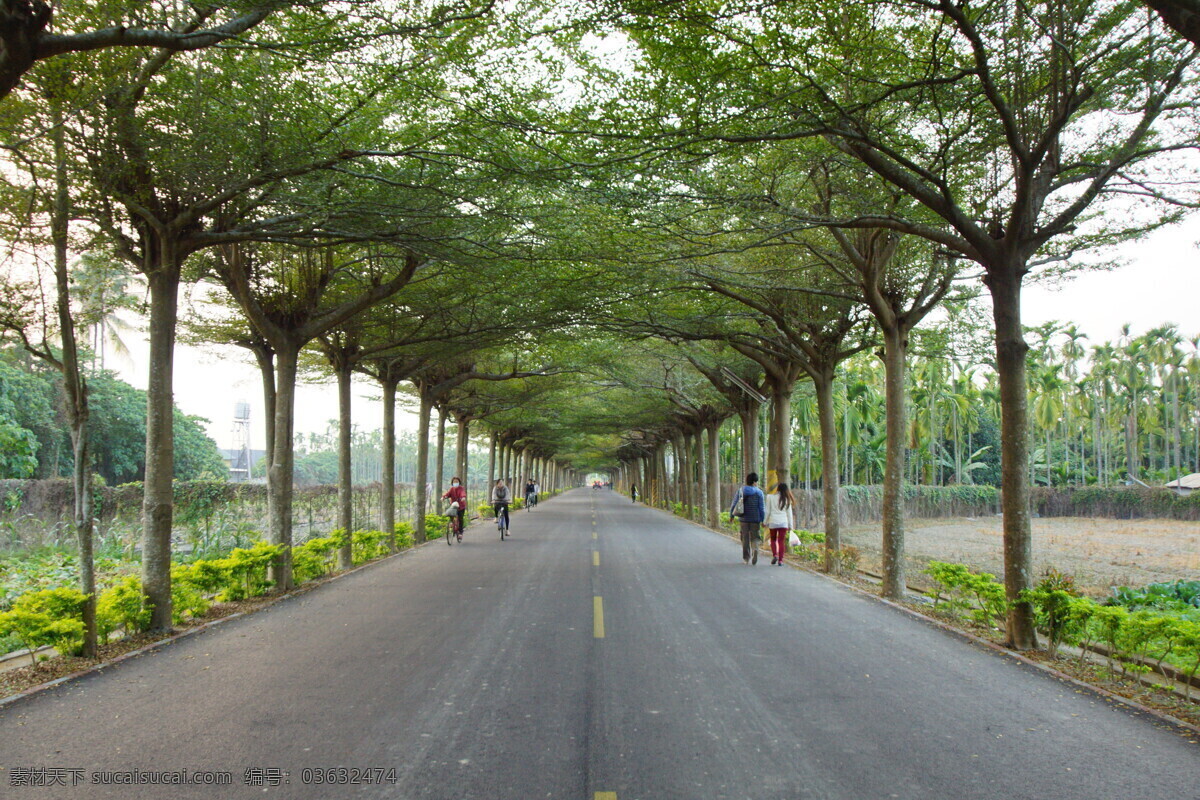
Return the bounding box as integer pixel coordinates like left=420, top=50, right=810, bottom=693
left=141, top=256, right=182, bottom=632
left=267, top=345, right=300, bottom=589
left=693, top=431, right=706, bottom=522
left=768, top=381, right=794, bottom=488
left=707, top=424, right=720, bottom=527
left=381, top=376, right=398, bottom=550
left=738, top=405, right=760, bottom=480
left=336, top=361, right=354, bottom=569
left=985, top=265, right=1038, bottom=651
left=51, top=100, right=96, bottom=655
left=487, top=432, right=497, bottom=496
left=456, top=416, right=469, bottom=485
left=815, top=371, right=841, bottom=574
left=683, top=432, right=694, bottom=515
left=880, top=324, right=908, bottom=600
left=435, top=406, right=446, bottom=504
left=414, top=389, right=432, bottom=542
left=253, top=347, right=276, bottom=467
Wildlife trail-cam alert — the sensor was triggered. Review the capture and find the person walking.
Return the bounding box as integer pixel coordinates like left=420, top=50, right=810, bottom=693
left=730, top=472, right=766, bottom=565
left=765, top=482, right=795, bottom=566
left=630, top=484, right=639, bottom=503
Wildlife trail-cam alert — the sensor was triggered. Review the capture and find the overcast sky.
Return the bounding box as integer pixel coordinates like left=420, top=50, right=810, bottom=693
left=108, top=216, right=1200, bottom=454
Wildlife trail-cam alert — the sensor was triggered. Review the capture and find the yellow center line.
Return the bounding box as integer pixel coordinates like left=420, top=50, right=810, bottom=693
left=592, top=531, right=597, bottom=539
left=593, top=596, right=605, bottom=638
left=595, top=793, right=617, bottom=800
left=593, top=550, right=600, bottom=567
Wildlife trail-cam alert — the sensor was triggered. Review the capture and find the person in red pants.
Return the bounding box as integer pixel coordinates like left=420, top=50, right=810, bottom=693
left=764, top=482, right=796, bottom=566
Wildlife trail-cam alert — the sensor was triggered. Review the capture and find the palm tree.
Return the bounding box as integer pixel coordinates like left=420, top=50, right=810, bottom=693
left=71, top=248, right=141, bottom=372
left=1031, top=365, right=1066, bottom=486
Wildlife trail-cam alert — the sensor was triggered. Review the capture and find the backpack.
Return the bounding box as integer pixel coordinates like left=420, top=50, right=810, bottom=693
left=732, top=488, right=745, bottom=517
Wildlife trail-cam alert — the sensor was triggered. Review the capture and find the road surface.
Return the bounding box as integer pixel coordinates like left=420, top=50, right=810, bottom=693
left=1, top=489, right=1197, bottom=799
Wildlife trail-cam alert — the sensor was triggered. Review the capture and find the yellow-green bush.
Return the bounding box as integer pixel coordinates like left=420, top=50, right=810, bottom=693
left=96, top=576, right=149, bottom=640
left=0, top=587, right=87, bottom=657
left=291, top=534, right=340, bottom=584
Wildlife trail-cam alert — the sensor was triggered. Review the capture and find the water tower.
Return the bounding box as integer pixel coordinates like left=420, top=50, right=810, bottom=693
left=231, top=401, right=251, bottom=482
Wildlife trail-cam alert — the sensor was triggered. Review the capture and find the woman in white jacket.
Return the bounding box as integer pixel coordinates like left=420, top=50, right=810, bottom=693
left=764, top=483, right=796, bottom=566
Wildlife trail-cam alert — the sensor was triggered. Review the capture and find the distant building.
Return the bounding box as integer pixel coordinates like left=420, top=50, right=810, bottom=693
left=1164, top=473, right=1200, bottom=495
left=220, top=448, right=268, bottom=483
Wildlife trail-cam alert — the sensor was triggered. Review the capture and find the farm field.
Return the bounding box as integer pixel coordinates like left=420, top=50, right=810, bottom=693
left=843, top=516, right=1200, bottom=596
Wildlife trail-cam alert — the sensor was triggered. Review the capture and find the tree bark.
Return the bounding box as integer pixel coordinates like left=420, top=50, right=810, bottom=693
left=880, top=324, right=908, bottom=599
left=693, top=429, right=706, bottom=522
left=414, top=388, right=432, bottom=542
left=455, top=414, right=469, bottom=484
left=252, top=346, right=276, bottom=466
left=985, top=265, right=1038, bottom=651
left=50, top=99, right=96, bottom=655
left=141, top=256, right=181, bottom=632
left=738, top=405, right=760, bottom=480
left=435, top=406, right=446, bottom=504
left=681, top=431, right=691, bottom=513
left=336, top=360, right=353, bottom=569
left=487, top=432, right=497, bottom=496
left=267, top=345, right=299, bottom=590
left=380, top=376, right=398, bottom=550
left=815, top=371, right=842, bottom=574
left=768, top=380, right=794, bottom=489
left=707, top=424, right=720, bottom=527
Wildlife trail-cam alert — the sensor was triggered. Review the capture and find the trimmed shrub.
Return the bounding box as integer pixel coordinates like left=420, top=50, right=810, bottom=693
left=0, top=587, right=87, bottom=658
left=96, top=576, right=150, bottom=640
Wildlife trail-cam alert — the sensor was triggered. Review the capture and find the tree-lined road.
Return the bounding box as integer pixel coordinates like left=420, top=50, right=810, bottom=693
left=1, top=489, right=1197, bottom=799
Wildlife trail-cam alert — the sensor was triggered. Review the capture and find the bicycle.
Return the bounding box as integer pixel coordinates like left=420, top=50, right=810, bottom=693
left=525, top=493, right=535, bottom=512
left=446, top=503, right=462, bottom=546
left=496, top=506, right=509, bottom=540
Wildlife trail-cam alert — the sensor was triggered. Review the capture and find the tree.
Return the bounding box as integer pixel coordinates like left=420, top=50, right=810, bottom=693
left=37, top=0, right=496, bottom=628
left=0, top=0, right=279, bottom=101
left=213, top=243, right=421, bottom=586
left=608, top=0, right=1200, bottom=648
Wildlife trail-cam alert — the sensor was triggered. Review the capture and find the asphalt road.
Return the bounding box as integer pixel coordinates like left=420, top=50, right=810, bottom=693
left=1, top=489, right=1197, bottom=800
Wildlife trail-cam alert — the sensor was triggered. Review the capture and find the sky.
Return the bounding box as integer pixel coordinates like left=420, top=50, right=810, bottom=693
left=107, top=216, right=1200, bottom=454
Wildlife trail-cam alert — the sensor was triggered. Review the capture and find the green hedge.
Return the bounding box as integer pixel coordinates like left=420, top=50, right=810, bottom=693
left=1031, top=486, right=1200, bottom=520
left=0, top=527, right=410, bottom=659
left=922, top=560, right=1200, bottom=696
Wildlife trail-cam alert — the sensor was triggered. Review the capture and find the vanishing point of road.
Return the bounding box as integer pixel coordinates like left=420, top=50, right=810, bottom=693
left=1, top=489, right=1197, bottom=799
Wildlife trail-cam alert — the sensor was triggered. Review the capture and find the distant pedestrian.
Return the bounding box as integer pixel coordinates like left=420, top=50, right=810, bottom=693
left=730, top=472, right=766, bottom=565
left=630, top=484, right=639, bottom=503
left=765, top=482, right=795, bottom=566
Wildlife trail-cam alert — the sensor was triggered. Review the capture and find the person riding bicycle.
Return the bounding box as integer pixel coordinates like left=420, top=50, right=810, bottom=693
left=442, top=477, right=466, bottom=537
left=491, top=479, right=511, bottom=532
left=524, top=478, right=536, bottom=509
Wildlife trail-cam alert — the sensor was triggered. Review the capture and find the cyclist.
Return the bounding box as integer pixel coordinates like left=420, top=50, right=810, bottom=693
left=524, top=478, right=537, bottom=510
left=491, top=478, right=512, bottom=533
left=441, top=476, right=466, bottom=541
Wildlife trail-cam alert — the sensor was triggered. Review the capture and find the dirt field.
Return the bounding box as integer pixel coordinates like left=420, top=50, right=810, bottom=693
left=842, top=516, right=1200, bottom=597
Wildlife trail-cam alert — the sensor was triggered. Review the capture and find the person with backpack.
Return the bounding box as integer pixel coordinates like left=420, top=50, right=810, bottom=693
left=730, top=472, right=767, bottom=565
left=764, top=482, right=796, bottom=566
